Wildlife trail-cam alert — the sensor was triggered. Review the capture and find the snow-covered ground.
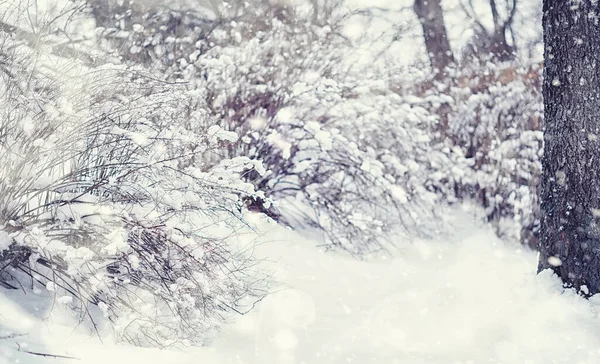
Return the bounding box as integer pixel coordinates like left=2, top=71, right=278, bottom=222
left=1, top=207, right=600, bottom=364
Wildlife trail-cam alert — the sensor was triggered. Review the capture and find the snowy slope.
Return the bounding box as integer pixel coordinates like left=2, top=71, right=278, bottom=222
left=2, top=207, right=600, bottom=364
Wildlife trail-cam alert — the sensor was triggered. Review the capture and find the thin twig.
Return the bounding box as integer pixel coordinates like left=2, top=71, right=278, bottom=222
left=15, top=342, right=81, bottom=360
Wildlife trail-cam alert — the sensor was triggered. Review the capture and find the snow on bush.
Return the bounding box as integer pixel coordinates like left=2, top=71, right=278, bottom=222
left=94, top=6, right=447, bottom=254
left=409, top=63, right=543, bottom=248
left=92, top=1, right=544, bottom=253
left=450, top=64, right=542, bottom=248
left=0, top=28, right=268, bottom=347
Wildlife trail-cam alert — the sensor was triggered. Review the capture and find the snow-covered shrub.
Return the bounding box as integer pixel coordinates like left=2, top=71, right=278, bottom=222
left=411, top=63, right=543, bottom=247
left=90, top=3, right=463, bottom=255
left=176, top=19, right=448, bottom=254
left=90, top=0, right=543, bottom=253
left=455, top=64, right=542, bottom=248
left=259, top=76, right=457, bottom=253
left=0, top=28, right=268, bottom=346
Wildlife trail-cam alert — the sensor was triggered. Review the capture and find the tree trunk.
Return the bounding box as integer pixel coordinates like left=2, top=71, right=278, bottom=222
left=538, top=0, right=600, bottom=296
left=487, top=0, right=516, bottom=61
left=413, top=0, right=454, bottom=78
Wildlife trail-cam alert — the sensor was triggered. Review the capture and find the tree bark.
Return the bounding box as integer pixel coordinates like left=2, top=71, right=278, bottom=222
left=539, top=0, right=600, bottom=295
left=413, top=0, right=454, bottom=78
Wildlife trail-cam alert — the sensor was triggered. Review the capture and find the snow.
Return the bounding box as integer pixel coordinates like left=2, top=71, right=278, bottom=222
left=249, top=116, right=267, bottom=130
left=207, top=125, right=239, bottom=144
left=2, top=209, right=600, bottom=364
left=547, top=256, right=563, bottom=267
left=389, top=185, right=409, bottom=203
left=266, top=131, right=292, bottom=159
left=0, top=230, right=11, bottom=252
